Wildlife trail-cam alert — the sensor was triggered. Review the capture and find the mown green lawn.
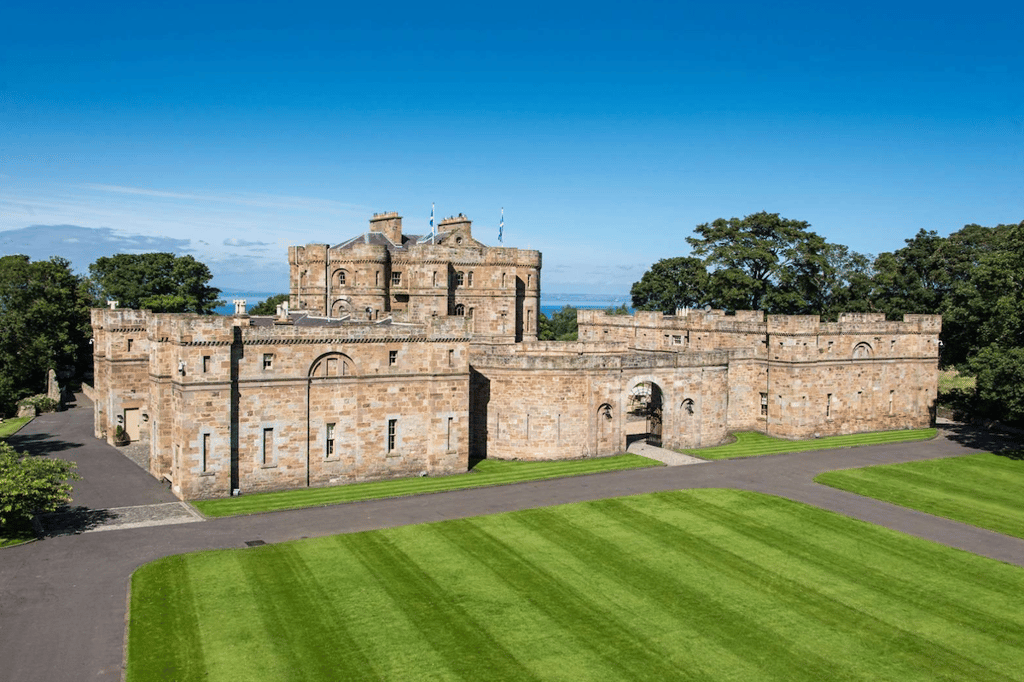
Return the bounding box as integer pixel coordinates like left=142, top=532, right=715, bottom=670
left=682, top=428, right=936, bottom=460
left=193, top=454, right=661, bottom=518
left=129, top=489, right=1024, bottom=682
left=816, top=452, right=1024, bottom=539
left=0, top=416, right=32, bottom=439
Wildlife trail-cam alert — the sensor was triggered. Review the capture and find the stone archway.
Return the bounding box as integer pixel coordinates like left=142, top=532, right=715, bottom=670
left=626, top=381, right=663, bottom=447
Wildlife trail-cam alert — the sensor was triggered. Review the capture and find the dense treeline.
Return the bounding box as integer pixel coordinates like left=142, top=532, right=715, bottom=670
left=631, top=213, right=1024, bottom=424
left=0, top=252, right=222, bottom=416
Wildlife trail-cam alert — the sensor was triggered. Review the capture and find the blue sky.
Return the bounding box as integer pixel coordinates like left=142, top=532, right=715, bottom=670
left=2, top=0, right=1022, bottom=296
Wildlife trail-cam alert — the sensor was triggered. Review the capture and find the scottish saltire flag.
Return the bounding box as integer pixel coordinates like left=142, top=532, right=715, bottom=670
left=499, top=207, right=504, bottom=243
left=430, top=203, right=435, bottom=237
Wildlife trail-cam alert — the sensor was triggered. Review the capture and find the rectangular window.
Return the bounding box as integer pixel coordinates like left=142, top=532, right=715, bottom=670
left=263, top=353, right=273, bottom=370
left=262, top=428, right=273, bottom=465
left=326, top=423, right=335, bottom=457
left=889, top=390, right=895, bottom=415
left=202, top=433, right=210, bottom=472
left=447, top=416, right=453, bottom=451
left=467, top=271, right=474, bottom=287
left=826, top=393, right=832, bottom=418
left=127, top=338, right=133, bottom=352
left=672, top=335, right=683, bottom=345
left=448, top=349, right=454, bottom=367
left=203, top=355, right=211, bottom=373
left=387, top=419, right=397, bottom=453
left=760, top=393, right=768, bottom=416
left=391, top=271, right=401, bottom=286
left=389, top=350, right=398, bottom=366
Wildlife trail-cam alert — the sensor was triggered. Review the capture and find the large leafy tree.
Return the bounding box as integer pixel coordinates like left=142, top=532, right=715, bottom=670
left=88, top=253, right=223, bottom=314
left=630, top=257, right=711, bottom=313
left=0, top=255, right=93, bottom=414
left=687, top=212, right=830, bottom=314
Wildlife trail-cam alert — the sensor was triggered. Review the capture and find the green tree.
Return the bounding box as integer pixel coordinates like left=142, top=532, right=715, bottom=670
left=249, top=294, right=289, bottom=316
left=0, top=256, right=93, bottom=415
left=604, top=303, right=631, bottom=315
left=687, top=212, right=829, bottom=313
left=630, top=257, right=711, bottom=313
left=0, top=442, right=80, bottom=527
left=88, top=253, right=223, bottom=314
left=967, top=345, right=1024, bottom=425
left=538, top=306, right=578, bottom=340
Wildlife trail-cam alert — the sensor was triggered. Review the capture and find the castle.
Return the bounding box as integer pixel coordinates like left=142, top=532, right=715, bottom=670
left=91, top=212, right=941, bottom=500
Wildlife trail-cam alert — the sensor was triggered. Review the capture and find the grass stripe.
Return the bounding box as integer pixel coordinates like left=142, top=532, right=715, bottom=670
left=234, top=544, right=380, bottom=680
left=684, top=429, right=936, bottom=460
left=508, top=506, right=846, bottom=681
left=127, top=555, right=207, bottom=681
left=127, top=490, right=1024, bottom=681
left=193, top=454, right=660, bottom=517
left=816, top=453, right=1024, bottom=539
left=604, top=494, right=1024, bottom=681
left=431, top=519, right=691, bottom=682
left=344, top=530, right=542, bottom=681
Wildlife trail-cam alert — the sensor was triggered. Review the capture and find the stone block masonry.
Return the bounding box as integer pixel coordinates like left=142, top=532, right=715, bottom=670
left=91, top=212, right=940, bottom=500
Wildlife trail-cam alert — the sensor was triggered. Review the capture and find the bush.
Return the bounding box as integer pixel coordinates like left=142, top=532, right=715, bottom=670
left=17, top=395, right=61, bottom=414
left=0, top=442, right=79, bottom=526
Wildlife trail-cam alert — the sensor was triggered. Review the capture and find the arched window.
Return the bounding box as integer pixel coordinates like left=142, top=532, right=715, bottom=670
left=454, top=304, right=465, bottom=316
left=853, top=342, right=873, bottom=359
left=309, top=352, right=354, bottom=377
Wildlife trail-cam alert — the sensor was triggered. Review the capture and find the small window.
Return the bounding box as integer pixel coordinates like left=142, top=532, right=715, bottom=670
left=527, top=274, right=532, bottom=288
left=263, top=353, right=274, bottom=370
left=467, top=271, right=474, bottom=287
left=454, top=304, right=465, bottom=316
left=262, top=427, right=274, bottom=465
left=127, top=338, right=133, bottom=352
left=376, top=271, right=380, bottom=286
left=387, top=419, right=397, bottom=452
left=760, top=393, right=768, bottom=416
left=447, top=416, right=454, bottom=451
left=432, top=271, right=437, bottom=287
left=501, top=273, right=506, bottom=288
left=672, top=335, right=682, bottom=346
left=826, top=393, right=832, bottom=418
left=326, top=423, right=335, bottom=457
left=389, top=350, right=398, bottom=366
left=455, top=271, right=464, bottom=287
left=201, top=433, right=210, bottom=472
left=391, top=271, right=402, bottom=286
left=448, top=349, right=454, bottom=366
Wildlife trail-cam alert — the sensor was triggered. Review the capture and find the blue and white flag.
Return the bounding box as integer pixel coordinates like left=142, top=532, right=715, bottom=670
left=430, top=203, right=435, bottom=237
left=499, top=207, right=504, bottom=244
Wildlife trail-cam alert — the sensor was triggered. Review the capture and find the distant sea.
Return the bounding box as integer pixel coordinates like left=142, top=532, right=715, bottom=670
left=214, top=294, right=632, bottom=317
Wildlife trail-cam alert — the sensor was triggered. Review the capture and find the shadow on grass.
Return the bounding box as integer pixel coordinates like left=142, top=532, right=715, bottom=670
left=35, top=506, right=115, bottom=537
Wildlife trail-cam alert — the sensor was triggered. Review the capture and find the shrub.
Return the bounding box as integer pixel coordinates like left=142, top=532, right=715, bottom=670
left=17, top=395, right=61, bottom=414
left=0, top=442, right=79, bottom=526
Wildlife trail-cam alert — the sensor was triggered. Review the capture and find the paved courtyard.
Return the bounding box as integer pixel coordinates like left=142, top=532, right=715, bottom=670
left=2, top=396, right=1022, bottom=682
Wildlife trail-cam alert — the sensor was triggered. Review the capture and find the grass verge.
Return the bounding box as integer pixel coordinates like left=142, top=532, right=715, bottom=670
left=192, top=454, right=661, bottom=518
left=0, top=416, right=32, bottom=439
left=683, top=428, right=936, bottom=460
left=816, top=451, right=1024, bottom=539
left=128, top=489, right=1024, bottom=682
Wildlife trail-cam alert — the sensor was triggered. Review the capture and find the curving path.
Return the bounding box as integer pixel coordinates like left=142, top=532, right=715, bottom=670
left=1, top=397, right=1021, bottom=682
